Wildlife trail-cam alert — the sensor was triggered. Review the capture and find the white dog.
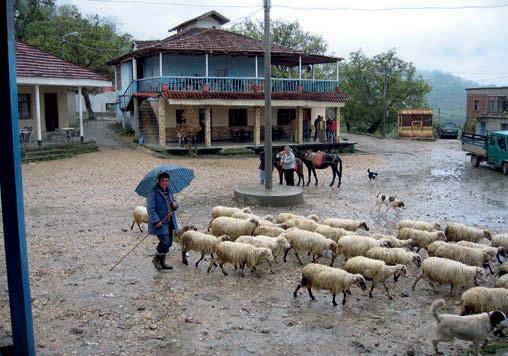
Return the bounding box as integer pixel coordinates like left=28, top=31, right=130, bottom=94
left=431, top=299, right=507, bottom=356
left=372, top=194, right=405, bottom=218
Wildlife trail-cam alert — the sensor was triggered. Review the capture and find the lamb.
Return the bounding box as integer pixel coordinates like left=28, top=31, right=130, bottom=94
left=253, top=225, right=286, bottom=237
left=321, top=218, right=369, bottom=231
left=177, top=230, right=230, bottom=267
left=130, top=206, right=148, bottom=232
left=336, top=235, right=392, bottom=261
left=457, top=241, right=506, bottom=264
left=314, top=224, right=352, bottom=242
left=496, top=274, right=508, bottom=288
left=344, top=256, right=407, bottom=298
left=430, top=299, right=508, bottom=356
left=293, top=263, right=367, bottom=306
left=208, top=217, right=259, bottom=241
left=398, top=228, right=446, bottom=252
left=427, top=241, right=448, bottom=257
left=207, top=241, right=274, bottom=277
left=399, top=219, right=441, bottom=232
left=445, top=223, right=492, bottom=243
left=434, top=244, right=496, bottom=274
left=366, top=247, right=422, bottom=268
left=235, top=235, right=290, bottom=261
left=211, top=206, right=252, bottom=220
left=285, top=218, right=319, bottom=232
left=281, top=228, right=337, bottom=266
left=412, top=257, right=484, bottom=294
left=276, top=213, right=319, bottom=223
left=372, top=233, right=414, bottom=249
left=460, top=287, right=508, bottom=315
left=492, top=233, right=508, bottom=250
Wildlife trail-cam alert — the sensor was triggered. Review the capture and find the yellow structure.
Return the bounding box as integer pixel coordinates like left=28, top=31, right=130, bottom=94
left=398, top=109, right=433, bottom=138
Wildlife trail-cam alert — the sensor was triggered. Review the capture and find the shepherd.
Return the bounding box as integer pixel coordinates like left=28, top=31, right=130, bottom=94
left=276, top=146, right=296, bottom=186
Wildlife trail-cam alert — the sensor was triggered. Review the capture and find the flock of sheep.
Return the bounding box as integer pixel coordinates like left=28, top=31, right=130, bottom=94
left=132, top=204, right=508, bottom=353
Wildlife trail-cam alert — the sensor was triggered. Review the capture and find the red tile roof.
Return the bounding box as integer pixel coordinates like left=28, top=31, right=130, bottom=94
left=161, top=90, right=347, bottom=103
left=16, top=41, right=110, bottom=81
left=109, top=28, right=340, bottom=66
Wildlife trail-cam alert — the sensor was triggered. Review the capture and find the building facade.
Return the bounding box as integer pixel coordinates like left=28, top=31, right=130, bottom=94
left=108, top=11, right=346, bottom=147
left=465, top=86, right=508, bottom=135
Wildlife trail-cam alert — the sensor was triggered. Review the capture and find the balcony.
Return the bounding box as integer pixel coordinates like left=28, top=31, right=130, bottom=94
left=119, top=76, right=340, bottom=111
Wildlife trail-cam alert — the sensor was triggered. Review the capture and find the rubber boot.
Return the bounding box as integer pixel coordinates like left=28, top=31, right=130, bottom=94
left=152, top=253, right=163, bottom=270
left=160, top=253, right=173, bottom=270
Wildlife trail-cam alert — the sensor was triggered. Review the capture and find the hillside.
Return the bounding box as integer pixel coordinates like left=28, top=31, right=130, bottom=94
left=419, top=70, right=481, bottom=127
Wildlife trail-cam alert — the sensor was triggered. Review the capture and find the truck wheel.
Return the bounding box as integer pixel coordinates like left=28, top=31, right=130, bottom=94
left=503, top=162, right=508, bottom=175
left=471, top=155, right=480, bottom=168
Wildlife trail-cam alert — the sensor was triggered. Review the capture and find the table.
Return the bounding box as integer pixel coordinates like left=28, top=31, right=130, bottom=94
left=60, top=127, right=76, bottom=141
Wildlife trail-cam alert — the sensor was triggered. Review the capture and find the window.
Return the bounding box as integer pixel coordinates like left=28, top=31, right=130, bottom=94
left=277, top=109, right=296, bottom=126
left=501, top=123, right=508, bottom=131
left=498, top=137, right=506, bottom=150
left=176, top=109, right=185, bottom=124
left=18, top=94, right=31, bottom=119
left=473, top=100, right=480, bottom=112
left=228, top=109, right=247, bottom=126
left=488, top=98, right=498, bottom=112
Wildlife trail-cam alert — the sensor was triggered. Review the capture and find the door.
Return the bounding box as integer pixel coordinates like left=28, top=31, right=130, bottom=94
left=479, top=121, right=486, bottom=135
left=303, top=109, right=311, bottom=140
left=44, top=93, right=59, bottom=132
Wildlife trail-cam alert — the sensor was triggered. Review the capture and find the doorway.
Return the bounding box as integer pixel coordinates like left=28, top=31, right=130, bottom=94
left=44, top=93, right=59, bottom=131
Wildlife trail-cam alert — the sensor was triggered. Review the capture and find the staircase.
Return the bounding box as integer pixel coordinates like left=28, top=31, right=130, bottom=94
left=21, top=141, right=99, bottom=162
left=139, top=101, right=159, bottom=144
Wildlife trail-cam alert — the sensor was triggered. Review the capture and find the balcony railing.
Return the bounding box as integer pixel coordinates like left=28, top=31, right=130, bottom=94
left=119, top=76, right=340, bottom=111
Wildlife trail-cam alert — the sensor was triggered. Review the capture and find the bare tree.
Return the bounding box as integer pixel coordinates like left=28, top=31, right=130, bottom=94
left=177, top=107, right=201, bottom=155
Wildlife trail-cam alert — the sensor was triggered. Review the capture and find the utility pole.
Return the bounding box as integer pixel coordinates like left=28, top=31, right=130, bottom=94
left=263, top=0, right=272, bottom=190
left=382, top=71, right=388, bottom=138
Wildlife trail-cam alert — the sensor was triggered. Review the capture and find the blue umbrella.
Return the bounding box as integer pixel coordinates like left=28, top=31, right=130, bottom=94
left=135, top=164, right=194, bottom=197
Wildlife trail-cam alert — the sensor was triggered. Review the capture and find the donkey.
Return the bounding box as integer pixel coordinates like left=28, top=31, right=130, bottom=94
left=275, top=156, right=305, bottom=186
left=298, top=150, right=343, bottom=187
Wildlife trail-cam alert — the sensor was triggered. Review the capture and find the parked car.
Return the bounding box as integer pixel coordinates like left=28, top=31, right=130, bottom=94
left=438, top=122, right=459, bottom=139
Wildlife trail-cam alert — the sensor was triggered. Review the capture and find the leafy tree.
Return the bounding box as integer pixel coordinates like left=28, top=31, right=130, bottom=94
left=15, top=2, right=131, bottom=120
left=14, top=0, right=55, bottom=41
left=340, top=49, right=431, bottom=135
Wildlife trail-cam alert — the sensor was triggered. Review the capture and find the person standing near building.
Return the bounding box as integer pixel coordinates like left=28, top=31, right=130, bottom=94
left=329, top=118, right=337, bottom=142
left=318, top=116, right=326, bottom=142
left=276, top=146, right=296, bottom=186
left=289, top=117, right=297, bottom=142
left=313, top=116, right=321, bottom=141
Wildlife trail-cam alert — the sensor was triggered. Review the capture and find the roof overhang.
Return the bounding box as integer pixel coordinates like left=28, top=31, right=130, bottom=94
left=17, top=77, right=112, bottom=87
left=163, top=98, right=346, bottom=107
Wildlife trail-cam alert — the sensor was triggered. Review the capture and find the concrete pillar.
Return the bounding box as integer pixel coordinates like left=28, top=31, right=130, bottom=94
left=254, top=106, right=261, bottom=145
left=159, top=52, right=163, bottom=76
left=205, top=106, right=211, bottom=147
left=298, top=56, right=302, bottom=80
left=133, top=97, right=140, bottom=138
left=205, top=53, right=209, bottom=78
left=35, top=84, right=42, bottom=145
left=336, top=107, right=341, bottom=142
left=297, top=107, right=303, bottom=144
left=132, top=58, right=137, bottom=80
left=158, top=96, right=166, bottom=147
left=255, top=55, right=258, bottom=78
left=78, top=86, right=84, bottom=142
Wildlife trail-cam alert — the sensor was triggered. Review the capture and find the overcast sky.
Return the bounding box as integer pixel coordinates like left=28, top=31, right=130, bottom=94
left=59, top=0, right=508, bottom=85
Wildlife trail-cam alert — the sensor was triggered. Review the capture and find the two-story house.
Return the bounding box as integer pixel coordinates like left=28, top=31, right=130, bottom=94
left=108, top=11, right=346, bottom=147
left=465, top=86, right=508, bottom=135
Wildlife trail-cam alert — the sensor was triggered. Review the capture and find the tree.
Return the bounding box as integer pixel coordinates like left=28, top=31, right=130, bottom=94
left=340, top=49, right=431, bottom=134
left=14, top=0, right=55, bottom=41
left=15, top=2, right=132, bottom=120
left=177, top=107, right=201, bottom=155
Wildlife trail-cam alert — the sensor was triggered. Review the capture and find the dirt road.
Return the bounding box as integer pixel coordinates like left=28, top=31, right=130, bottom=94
left=0, top=128, right=507, bottom=355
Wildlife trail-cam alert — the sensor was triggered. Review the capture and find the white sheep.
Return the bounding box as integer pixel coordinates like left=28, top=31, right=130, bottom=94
left=208, top=217, right=259, bottom=241
left=314, top=224, right=352, bottom=242
left=398, top=228, right=446, bottom=252
left=321, top=218, right=369, bottom=231
left=293, top=263, right=367, bottom=306
left=231, top=212, right=275, bottom=226
left=460, top=287, right=508, bottom=315
left=235, top=235, right=290, bottom=261
left=492, top=233, right=508, bottom=250
left=496, top=274, right=508, bottom=288
left=366, top=247, right=422, bottom=268
left=130, top=206, right=148, bottom=232
left=434, top=244, right=496, bottom=274
left=399, top=219, right=441, bottom=232
left=427, top=241, right=448, bottom=257
left=371, top=233, right=414, bottom=249
left=207, top=241, right=274, bottom=277
left=336, top=235, right=392, bottom=261
left=211, top=206, right=252, bottom=220
left=412, top=257, right=484, bottom=295
left=276, top=213, right=319, bottom=223
left=281, top=228, right=337, bottom=266
left=445, top=223, right=492, bottom=243
left=253, top=225, right=286, bottom=237
left=177, top=230, right=230, bottom=267
left=344, top=256, right=407, bottom=298
left=457, top=240, right=506, bottom=264
left=498, top=263, right=508, bottom=277
left=285, top=218, right=319, bottom=232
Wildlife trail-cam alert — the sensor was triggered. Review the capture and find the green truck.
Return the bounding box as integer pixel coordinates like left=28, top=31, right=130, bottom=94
left=461, top=130, right=508, bottom=174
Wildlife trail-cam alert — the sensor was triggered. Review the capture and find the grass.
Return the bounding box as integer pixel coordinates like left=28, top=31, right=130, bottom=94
left=482, top=341, right=508, bottom=354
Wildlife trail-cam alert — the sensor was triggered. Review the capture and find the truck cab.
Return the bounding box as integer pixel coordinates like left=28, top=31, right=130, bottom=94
left=462, top=130, right=508, bottom=174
